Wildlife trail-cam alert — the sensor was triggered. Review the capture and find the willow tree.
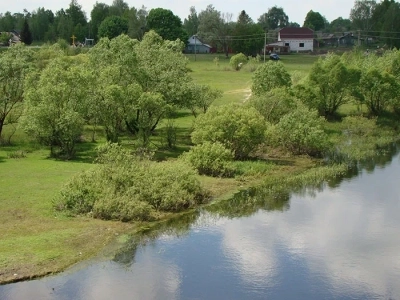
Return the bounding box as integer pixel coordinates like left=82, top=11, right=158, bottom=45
left=21, top=56, right=89, bottom=158
left=0, top=44, right=34, bottom=143
left=87, top=31, right=193, bottom=145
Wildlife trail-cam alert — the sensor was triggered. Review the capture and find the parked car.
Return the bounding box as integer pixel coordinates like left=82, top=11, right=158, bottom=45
left=270, top=53, right=280, bottom=60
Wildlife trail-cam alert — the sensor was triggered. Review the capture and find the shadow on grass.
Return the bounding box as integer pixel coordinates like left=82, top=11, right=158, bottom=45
left=72, top=142, right=99, bottom=164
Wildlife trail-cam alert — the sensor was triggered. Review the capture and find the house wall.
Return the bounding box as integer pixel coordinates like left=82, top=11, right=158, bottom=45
left=186, top=44, right=211, bottom=53
left=282, top=39, right=313, bottom=51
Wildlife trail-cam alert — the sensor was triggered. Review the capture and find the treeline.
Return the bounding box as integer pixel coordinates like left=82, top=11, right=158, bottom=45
left=1, top=1, right=400, bottom=52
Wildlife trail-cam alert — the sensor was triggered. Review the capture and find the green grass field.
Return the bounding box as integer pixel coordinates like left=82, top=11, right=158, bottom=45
left=0, top=53, right=319, bottom=283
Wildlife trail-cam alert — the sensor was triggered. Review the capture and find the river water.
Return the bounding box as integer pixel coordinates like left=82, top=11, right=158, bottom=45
left=1, top=146, right=400, bottom=300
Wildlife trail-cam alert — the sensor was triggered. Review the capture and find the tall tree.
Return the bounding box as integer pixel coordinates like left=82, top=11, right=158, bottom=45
left=183, top=6, right=199, bottom=36
left=198, top=5, right=234, bottom=57
left=90, top=2, right=110, bottom=40
left=303, top=10, right=325, bottom=31
left=126, top=5, right=148, bottom=40
left=0, top=44, right=34, bottom=142
left=98, top=15, right=128, bottom=39
left=350, top=0, right=376, bottom=32
left=258, top=6, right=289, bottom=30
left=109, top=0, right=129, bottom=17
left=29, top=8, right=55, bottom=42
left=20, top=18, right=33, bottom=45
left=329, top=17, right=352, bottom=33
left=147, top=8, right=188, bottom=42
left=232, top=11, right=264, bottom=56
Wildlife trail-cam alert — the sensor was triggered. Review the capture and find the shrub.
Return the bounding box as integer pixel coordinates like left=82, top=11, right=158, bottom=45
left=229, top=53, right=248, bottom=70
left=55, top=143, right=209, bottom=221
left=251, top=60, right=291, bottom=96
left=247, top=87, right=299, bottom=124
left=269, top=105, right=329, bottom=156
left=181, top=142, right=234, bottom=177
left=191, top=104, right=267, bottom=159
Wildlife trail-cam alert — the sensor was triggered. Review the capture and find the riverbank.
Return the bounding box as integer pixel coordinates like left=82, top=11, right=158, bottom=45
left=0, top=146, right=323, bottom=284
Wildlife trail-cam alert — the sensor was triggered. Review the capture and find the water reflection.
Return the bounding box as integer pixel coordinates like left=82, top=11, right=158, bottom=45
left=1, top=145, right=400, bottom=300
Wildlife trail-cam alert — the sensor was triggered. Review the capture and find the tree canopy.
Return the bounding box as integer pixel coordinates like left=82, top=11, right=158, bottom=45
left=147, top=8, right=188, bottom=42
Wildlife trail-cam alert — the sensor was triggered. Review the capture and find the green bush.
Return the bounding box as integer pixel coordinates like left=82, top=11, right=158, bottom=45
left=181, top=142, right=234, bottom=177
left=247, top=87, right=299, bottom=124
left=251, top=60, right=291, bottom=96
left=268, top=105, right=329, bottom=156
left=191, top=104, right=267, bottom=159
left=230, top=53, right=248, bottom=71
left=54, top=143, right=209, bottom=221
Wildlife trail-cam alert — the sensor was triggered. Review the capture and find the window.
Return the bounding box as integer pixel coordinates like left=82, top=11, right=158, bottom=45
left=285, top=43, right=289, bottom=46
left=299, top=43, right=305, bottom=47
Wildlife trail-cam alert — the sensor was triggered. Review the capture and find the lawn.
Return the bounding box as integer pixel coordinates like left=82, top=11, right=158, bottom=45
left=0, top=53, right=318, bottom=283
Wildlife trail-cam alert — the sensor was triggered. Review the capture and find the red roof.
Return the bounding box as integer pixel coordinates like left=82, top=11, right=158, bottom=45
left=279, top=27, right=314, bottom=39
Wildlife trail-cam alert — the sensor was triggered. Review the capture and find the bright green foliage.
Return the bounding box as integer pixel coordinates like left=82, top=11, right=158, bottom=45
left=21, top=56, right=88, bottom=158
left=0, top=32, right=12, bottom=45
left=358, top=68, right=398, bottom=115
left=147, top=8, right=189, bottom=42
left=0, top=44, right=34, bottom=143
left=247, top=87, right=299, bottom=124
left=191, top=104, right=267, bottom=159
left=307, top=54, right=361, bottom=116
left=184, top=83, right=222, bottom=117
left=270, top=105, right=329, bottom=156
left=98, top=15, right=128, bottom=39
left=252, top=61, right=291, bottom=96
left=87, top=32, right=190, bottom=144
left=229, top=53, right=248, bottom=71
left=55, top=143, right=208, bottom=221
left=181, top=142, right=234, bottom=177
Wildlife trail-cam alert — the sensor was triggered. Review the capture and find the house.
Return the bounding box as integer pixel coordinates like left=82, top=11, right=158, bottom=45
left=278, top=27, right=314, bottom=52
left=0, top=31, right=21, bottom=45
left=185, top=35, right=213, bottom=54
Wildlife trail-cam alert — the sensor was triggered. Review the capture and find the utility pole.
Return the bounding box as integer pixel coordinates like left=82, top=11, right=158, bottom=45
left=264, top=28, right=267, bottom=63
left=194, top=35, right=197, bottom=61
left=358, top=30, right=361, bottom=46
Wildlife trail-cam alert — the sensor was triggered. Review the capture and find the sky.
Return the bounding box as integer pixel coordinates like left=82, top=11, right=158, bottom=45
left=0, top=0, right=354, bottom=25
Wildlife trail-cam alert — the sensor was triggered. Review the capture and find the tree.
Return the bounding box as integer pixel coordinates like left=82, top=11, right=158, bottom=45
left=329, top=17, right=352, bottom=33
left=147, top=8, right=188, bottom=42
left=20, top=18, right=33, bottom=45
left=29, top=7, right=54, bottom=42
left=251, top=61, right=292, bottom=96
left=0, top=44, right=34, bottom=143
left=191, top=104, right=267, bottom=159
left=197, top=5, right=234, bottom=58
left=307, top=54, right=361, bottom=116
left=350, top=0, right=376, bottom=32
left=303, top=10, right=325, bottom=31
left=232, top=11, right=264, bottom=56
left=90, top=2, right=110, bottom=40
left=183, top=6, right=199, bottom=36
left=109, top=0, right=129, bottom=17
left=258, top=6, right=289, bottom=30
left=88, top=32, right=192, bottom=144
left=21, top=56, right=89, bottom=158
left=288, top=22, right=300, bottom=28
left=126, top=6, right=148, bottom=40
left=98, top=15, right=128, bottom=39
left=184, top=83, right=222, bottom=117
left=358, top=68, right=398, bottom=115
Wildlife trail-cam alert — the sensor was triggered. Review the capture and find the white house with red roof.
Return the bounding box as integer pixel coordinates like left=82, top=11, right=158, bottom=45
left=278, top=27, right=314, bottom=52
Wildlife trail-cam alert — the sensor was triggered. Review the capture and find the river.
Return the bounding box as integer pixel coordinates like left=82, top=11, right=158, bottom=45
left=1, top=145, right=400, bottom=300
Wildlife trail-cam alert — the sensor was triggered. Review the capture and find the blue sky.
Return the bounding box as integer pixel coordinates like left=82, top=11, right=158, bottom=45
left=0, top=0, right=353, bottom=25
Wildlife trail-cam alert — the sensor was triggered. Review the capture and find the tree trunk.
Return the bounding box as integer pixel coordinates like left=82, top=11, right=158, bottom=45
left=0, top=117, right=4, bottom=143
